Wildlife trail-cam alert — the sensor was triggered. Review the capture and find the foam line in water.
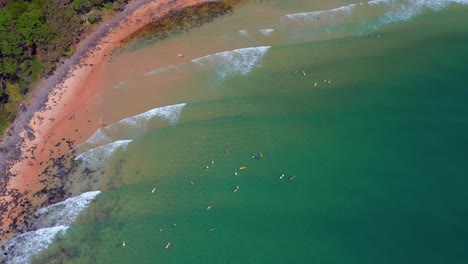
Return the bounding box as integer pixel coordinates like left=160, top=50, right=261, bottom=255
left=4, top=225, right=69, bottom=264
left=259, top=29, right=275, bottom=36
left=118, top=103, right=186, bottom=127
left=113, top=80, right=128, bottom=89
left=34, top=191, right=101, bottom=227
left=370, top=0, right=468, bottom=23
left=191, top=46, right=271, bottom=79
left=74, top=139, right=132, bottom=165
left=281, top=2, right=364, bottom=23
left=144, top=65, right=177, bottom=76
left=282, top=0, right=468, bottom=30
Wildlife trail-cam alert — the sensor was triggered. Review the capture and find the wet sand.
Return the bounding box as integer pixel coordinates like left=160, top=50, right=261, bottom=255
left=0, top=0, right=237, bottom=246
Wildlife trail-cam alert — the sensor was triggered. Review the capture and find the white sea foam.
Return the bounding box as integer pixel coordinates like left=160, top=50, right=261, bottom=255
left=259, top=28, right=275, bottom=36
left=119, top=103, right=186, bottom=127
left=113, top=80, right=128, bottom=89
left=192, top=46, right=271, bottom=79
left=281, top=2, right=364, bottom=23
left=4, top=226, right=69, bottom=264
left=81, top=103, right=186, bottom=148
left=238, top=29, right=249, bottom=36
left=370, top=0, right=468, bottom=23
left=74, top=139, right=132, bottom=165
left=281, top=0, right=468, bottom=30
left=34, top=191, right=101, bottom=227
left=4, top=191, right=101, bottom=264
left=85, top=128, right=111, bottom=145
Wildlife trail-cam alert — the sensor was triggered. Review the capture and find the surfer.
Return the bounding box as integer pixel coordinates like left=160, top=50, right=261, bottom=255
left=151, top=187, right=156, bottom=193
left=289, top=175, right=296, bottom=180
left=224, top=149, right=229, bottom=154
left=207, top=227, right=216, bottom=232
left=165, top=242, right=171, bottom=249
left=122, top=241, right=126, bottom=247
left=207, top=205, right=212, bottom=210
left=280, top=173, right=285, bottom=179
left=234, top=186, right=240, bottom=192
left=234, top=171, right=238, bottom=176
left=259, top=152, right=263, bottom=158
left=240, top=166, right=246, bottom=170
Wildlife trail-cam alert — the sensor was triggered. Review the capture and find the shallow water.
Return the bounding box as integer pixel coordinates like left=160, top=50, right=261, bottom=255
left=7, top=0, right=468, bottom=263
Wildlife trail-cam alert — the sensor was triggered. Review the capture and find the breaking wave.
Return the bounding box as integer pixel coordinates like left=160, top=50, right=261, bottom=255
left=3, top=191, right=101, bottom=264
left=191, top=46, right=271, bottom=79
left=74, top=140, right=132, bottom=166
left=85, top=128, right=111, bottom=145
left=118, top=103, right=186, bottom=127
left=34, top=191, right=101, bottom=227
left=83, top=103, right=186, bottom=147
left=281, top=0, right=468, bottom=30
left=371, top=0, right=468, bottom=24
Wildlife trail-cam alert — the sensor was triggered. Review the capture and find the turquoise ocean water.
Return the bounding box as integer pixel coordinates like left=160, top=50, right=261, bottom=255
left=4, top=0, right=468, bottom=263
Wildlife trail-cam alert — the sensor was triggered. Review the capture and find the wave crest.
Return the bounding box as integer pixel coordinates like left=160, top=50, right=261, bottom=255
left=192, top=46, right=271, bottom=79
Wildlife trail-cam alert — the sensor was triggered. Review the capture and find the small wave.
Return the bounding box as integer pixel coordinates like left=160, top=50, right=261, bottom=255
left=119, top=103, right=186, bottom=127
left=259, top=29, right=275, bottom=36
left=3, top=191, right=101, bottom=264
left=191, top=46, right=271, bottom=79
left=143, top=65, right=177, bottom=76
left=281, top=2, right=364, bottom=24
left=81, top=103, right=186, bottom=148
left=238, top=29, right=249, bottom=36
left=74, top=139, right=132, bottom=166
left=113, top=80, right=128, bottom=89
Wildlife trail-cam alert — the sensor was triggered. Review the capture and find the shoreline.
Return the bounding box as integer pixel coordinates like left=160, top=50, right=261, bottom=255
left=0, top=0, right=234, bottom=247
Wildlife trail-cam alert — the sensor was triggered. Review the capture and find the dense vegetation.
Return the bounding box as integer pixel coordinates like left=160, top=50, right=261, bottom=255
left=0, top=0, right=128, bottom=134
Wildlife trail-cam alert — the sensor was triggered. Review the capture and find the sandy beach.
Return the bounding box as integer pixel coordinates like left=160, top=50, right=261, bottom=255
left=0, top=0, right=231, bottom=245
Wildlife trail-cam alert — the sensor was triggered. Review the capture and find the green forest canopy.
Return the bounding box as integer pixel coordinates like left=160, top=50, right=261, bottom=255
left=0, top=0, right=127, bottom=134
